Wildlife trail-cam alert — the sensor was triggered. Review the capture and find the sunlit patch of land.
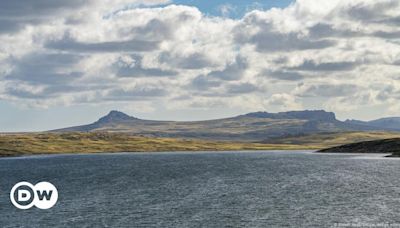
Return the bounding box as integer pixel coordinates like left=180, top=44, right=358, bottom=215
left=0, top=132, right=316, bottom=157
left=1, top=131, right=400, bottom=157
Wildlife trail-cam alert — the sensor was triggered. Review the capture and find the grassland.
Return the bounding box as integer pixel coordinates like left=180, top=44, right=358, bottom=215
left=0, top=132, right=316, bottom=157
left=1, top=131, right=400, bottom=157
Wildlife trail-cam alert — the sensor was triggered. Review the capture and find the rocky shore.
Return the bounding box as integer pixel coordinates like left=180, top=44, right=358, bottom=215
left=318, top=138, right=400, bottom=156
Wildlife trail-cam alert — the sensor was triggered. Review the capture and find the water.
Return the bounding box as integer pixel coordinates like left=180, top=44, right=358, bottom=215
left=1, top=151, right=400, bottom=227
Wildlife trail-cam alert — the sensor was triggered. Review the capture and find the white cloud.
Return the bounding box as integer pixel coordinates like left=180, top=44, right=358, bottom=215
left=1, top=0, right=400, bottom=119
left=266, top=93, right=303, bottom=111
left=218, top=4, right=236, bottom=18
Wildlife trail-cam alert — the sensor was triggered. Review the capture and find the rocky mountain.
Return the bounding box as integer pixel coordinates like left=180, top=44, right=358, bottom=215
left=96, top=110, right=138, bottom=124
left=52, top=110, right=396, bottom=141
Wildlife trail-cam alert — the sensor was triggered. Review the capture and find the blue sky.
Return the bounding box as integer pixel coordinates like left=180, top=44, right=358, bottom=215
left=171, top=0, right=293, bottom=18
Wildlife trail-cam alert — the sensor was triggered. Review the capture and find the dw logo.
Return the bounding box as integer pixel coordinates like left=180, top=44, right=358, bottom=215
left=10, top=182, right=58, bottom=210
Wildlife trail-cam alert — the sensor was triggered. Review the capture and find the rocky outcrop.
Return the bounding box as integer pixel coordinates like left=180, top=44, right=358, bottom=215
left=318, top=138, right=400, bottom=154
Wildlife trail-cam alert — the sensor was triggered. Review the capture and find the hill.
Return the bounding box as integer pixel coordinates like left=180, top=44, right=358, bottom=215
left=2, top=131, right=400, bottom=157
left=345, top=117, right=400, bottom=131
left=318, top=138, right=400, bottom=155
left=263, top=131, right=400, bottom=148
left=52, top=110, right=388, bottom=141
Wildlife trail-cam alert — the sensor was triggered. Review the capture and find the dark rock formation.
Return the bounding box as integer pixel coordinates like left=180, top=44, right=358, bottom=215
left=318, top=138, right=400, bottom=154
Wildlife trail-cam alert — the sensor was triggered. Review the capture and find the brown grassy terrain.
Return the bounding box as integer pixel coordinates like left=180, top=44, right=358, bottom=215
left=0, top=132, right=315, bottom=157
left=1, top=131, right=400, bottom=157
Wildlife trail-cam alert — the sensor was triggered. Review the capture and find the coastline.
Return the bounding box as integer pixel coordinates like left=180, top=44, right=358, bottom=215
left=0, top=149, right=318, bottom=159
left=0, top=147, right=319, bottom=158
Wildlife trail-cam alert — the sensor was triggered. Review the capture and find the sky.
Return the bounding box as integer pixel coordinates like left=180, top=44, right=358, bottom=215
left=1, top=0, right=400, bottom=131
left=171, top=0, right=293, bottom=18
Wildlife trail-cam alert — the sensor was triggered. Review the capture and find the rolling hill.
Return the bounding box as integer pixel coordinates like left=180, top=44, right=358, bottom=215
left=345, top=117, right=400, bottom=131
left=318, top=138, right=400, bottom=155
left=52, top=110, right=395, bottom=141
left=4, top=110, right=400, bottom=157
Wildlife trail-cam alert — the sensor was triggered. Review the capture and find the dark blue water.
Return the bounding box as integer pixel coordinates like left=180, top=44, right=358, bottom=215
left=0, top=151, right=400, bottom=227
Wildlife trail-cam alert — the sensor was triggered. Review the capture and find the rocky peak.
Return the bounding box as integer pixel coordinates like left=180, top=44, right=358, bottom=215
left=96, top=110, right=137, bottom=124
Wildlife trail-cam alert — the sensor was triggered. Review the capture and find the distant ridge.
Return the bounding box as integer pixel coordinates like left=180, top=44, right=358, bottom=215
left=51, top=110, right=400, bottom=141
left=345, top=117, right=400, bottom=131
left=241, top=110, right=336, bottom=121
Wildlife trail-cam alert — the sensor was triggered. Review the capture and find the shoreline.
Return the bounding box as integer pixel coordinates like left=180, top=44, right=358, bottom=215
left=2, top=150, right=396, bottom=160
left=0, top=148, right=318, bottom=159
left=316, top=138, right=400, bottom=157
left=0, top=149, right=316, bottom=160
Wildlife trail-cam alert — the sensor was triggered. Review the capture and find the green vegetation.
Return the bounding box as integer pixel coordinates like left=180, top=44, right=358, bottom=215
left=0, top=132, right=316, bottom=157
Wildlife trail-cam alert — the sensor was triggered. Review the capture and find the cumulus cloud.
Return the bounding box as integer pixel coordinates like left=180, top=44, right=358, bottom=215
left=159, top=52, right=215, bottom=69
left=0, top=0, right=86, bottom=33
left=114, top=55, right=177, bottom=77
left=261, top=70, right=304, bottom=81
left=5, top=53, right=83, bottom=85
left=1, top=0, right=400, bottom=118
left=46, top=36, right=161, bottom=53
left=295, top=83, right=359, bottom=97
left=226, top=83, right=259, bottom=94
left=190, top=75, right=221, bottom=90
left=290, top=60, right=358, bottom=71
left=207, top=56, right=248, bottom=81
left=0, top=0, right=170, bottom=33
left=266, top=93, right=302, bottom=110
